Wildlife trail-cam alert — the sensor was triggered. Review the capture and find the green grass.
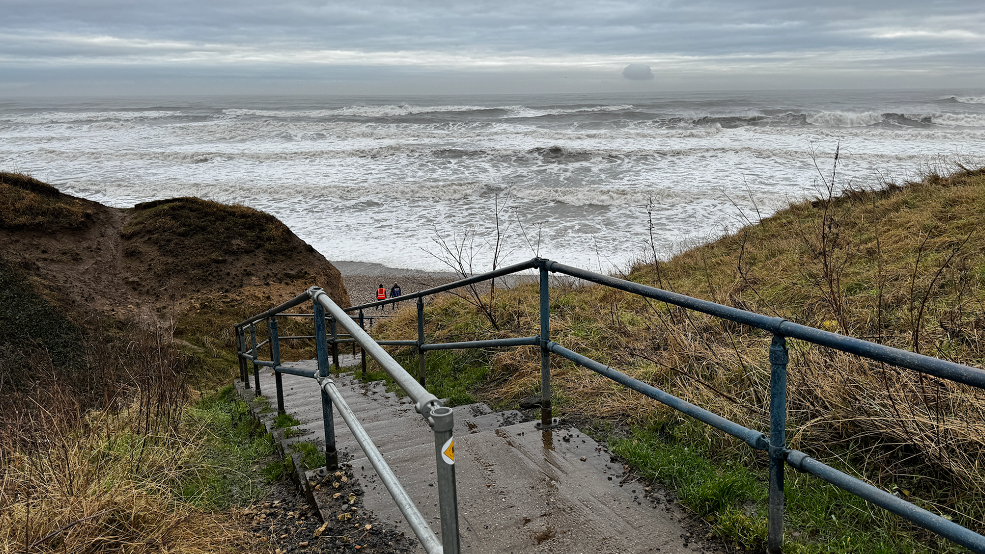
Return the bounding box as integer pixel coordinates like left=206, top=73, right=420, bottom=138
left=274, top=413, right=301, bottom=429
left=607, top=420, right=964, bottom=553
left=290, top=441, right=325, bottom=471
left=362, top=347, right=491, bottom=406
left=178, top=385, right=278, bottom=508
left=272, top=412, right=306, bottom=437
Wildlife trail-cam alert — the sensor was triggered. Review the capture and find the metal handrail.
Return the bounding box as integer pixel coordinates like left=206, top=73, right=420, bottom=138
left=547, top=261, right=985, bottom=388
left=236, top=288, right=459, bottom=554
left=319, top=376, right=444, bottom=553
left=310, top=288, right=439, bottom=415
left=345, top=258, right=540, bottom=312
left=235, top=257, right=985, bottom=553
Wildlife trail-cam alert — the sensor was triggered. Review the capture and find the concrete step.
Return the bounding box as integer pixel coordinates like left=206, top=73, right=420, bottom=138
left=348, top=422, right=694, bottom=553
left=242, top=362, right=710, bottom=554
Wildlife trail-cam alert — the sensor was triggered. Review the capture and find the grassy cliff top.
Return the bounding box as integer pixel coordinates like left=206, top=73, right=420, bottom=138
left=0, top=172, right=97, bottom=230
left=631, top=165, right=985, bottom=346
left=120, top=195, right=349, bottom=316
left=371, top=165, right=985, bottom=552
left=123, top=197, right=297, bottom=260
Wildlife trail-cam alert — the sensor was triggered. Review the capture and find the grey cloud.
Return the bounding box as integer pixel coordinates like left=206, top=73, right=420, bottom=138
left=1, top=0, right=983, bottom=93
left=4, top=0, right=984, bottom=55
left=623, top=64, right=653, bottom=80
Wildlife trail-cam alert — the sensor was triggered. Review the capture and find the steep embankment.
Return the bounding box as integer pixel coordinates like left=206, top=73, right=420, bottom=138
left=0, top=172, right=349, bottom=406
left=1, top=172, right=353, bottom=552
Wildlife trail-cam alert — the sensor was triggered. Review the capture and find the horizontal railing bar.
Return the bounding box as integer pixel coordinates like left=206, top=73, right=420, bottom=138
left=346, top=258, right=540, bottom=312
left=311, top=288, right=439, bottom=416
left=274, top=365, right=318, bottom=379
left=319, top=377, right=443, bottom=554
left=235, top=257, right=985, bottom=551
left=547, top=341, right=768, bottom=450
left=278, top=335, right=316, bottom=340
left=547, top=261, right=985, bottom=389
left=786, top=451, right=985, bottom=552
left=237, top=290, right=313, bottom=328
left=773, top=322, right=985, bottom=388
left=422, top=336, right=540, bottom=351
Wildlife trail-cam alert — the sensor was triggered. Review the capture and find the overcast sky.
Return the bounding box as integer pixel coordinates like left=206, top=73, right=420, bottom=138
left=1, top=0, right=984, bottom=96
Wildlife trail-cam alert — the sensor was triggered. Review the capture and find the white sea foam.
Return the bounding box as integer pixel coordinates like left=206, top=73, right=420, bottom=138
left=1, top=111, right=183, bottom=124
left=953, top=96, right=985, bottom=105
left=3, top=91, right=984, bottom=271
left=931, top=113, right=985, bottom=127
left=806, top=111, right=884, bottom=127
left=504, top=104, right=634, bottom=118
left=225, top=105, right=495, bottom=118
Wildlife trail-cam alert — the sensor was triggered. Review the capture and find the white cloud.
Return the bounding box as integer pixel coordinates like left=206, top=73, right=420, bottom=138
left=870, top=28, right=983, bottom=41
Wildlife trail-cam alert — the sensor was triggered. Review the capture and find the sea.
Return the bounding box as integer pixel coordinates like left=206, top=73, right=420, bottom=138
left=2, top=90, right=984, bottom=273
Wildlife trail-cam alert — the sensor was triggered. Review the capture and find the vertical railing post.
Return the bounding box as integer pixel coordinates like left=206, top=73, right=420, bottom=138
left=314, top=296, right=339, bottom=470
left=359, top=309, right=367, bottom=380
left=269, top=317, right=285, bottom=415
left=417, top=297, right=426, bottom=387
left=249, top=323, right=261, bottom=396
left=236, top=326, right=249, bottom=388
left=330, top=316, right=340, bottom=373
left=768, top=334, right=789, bottom=553
left=538, top=260, right=553, bottom=427
left=429, top=406, right=461, bottom=554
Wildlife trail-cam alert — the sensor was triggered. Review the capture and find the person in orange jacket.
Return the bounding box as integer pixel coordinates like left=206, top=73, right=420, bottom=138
left=376, top=284, right=387, bottom=310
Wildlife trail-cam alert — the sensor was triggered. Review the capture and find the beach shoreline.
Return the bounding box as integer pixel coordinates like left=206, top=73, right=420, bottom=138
left=335, top=260, right=459, bottom=308
left=334, top=260, right=538, bottom=308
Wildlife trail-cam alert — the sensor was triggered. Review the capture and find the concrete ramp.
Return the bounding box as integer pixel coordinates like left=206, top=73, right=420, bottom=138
left=244, top=358, right=716, bottom=553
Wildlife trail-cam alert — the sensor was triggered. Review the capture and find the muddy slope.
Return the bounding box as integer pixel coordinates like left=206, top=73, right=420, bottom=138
left=0, top=172, right=350, bottom=328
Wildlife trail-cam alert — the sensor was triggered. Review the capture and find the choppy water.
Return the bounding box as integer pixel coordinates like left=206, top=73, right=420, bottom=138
left=2, top=90, right=984, bottom=271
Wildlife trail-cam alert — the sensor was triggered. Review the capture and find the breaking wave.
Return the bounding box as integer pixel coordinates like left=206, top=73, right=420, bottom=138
left=946, top=96, right=985, bottom=105
left=3, top=90, right=984, bottom=271
left=1, top=110, right=183, bottom=124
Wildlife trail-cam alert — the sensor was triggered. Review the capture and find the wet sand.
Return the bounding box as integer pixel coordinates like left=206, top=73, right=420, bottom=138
left=333, top=260, right=538, bottom=309
left=333, top=261, right=460, bottom=308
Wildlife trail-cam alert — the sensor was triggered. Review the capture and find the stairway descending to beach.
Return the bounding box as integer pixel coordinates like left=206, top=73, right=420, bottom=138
left=239, top=356, right=716, bottom=554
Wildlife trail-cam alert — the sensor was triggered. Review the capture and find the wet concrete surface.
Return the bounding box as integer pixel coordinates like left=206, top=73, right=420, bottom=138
left=245, top=357, right=725, bottom=554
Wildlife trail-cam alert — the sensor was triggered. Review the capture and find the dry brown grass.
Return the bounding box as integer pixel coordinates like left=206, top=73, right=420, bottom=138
left=0, top=317, right=254, bottom=553
left=0, top=172, right=96, bottom=230
left=372, top=166, right=985, bottom=525
left=0, top=396, right=252, bottom=553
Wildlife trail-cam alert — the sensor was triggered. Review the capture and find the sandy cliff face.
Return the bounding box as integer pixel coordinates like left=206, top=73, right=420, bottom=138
left=0, top=172, right=350, bottom=329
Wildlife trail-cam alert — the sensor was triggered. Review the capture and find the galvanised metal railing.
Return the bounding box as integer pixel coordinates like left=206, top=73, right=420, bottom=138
left=236, top=288, right=459, bottom=554
left=238, top=257, right=985, bottom=554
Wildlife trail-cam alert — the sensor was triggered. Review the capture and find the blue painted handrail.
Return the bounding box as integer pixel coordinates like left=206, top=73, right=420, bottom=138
left=239, top=256, right=985, bottom=553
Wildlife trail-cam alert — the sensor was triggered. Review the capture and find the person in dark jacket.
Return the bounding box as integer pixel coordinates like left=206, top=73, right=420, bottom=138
left=390, top=283, right=402, bottom=310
